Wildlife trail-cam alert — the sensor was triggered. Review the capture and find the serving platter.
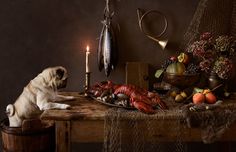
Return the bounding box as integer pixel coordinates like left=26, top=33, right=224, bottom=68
left=91, top=96, right=135, bottom=109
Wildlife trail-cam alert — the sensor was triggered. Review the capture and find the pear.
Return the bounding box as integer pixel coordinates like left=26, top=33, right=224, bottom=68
left=175, top=94, right=184, bottom=102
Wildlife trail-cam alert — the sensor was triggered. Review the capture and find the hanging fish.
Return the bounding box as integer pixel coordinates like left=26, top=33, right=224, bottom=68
left=98, top=25, right=105, bottom=71
left=97, top=0, right=118, bottom=77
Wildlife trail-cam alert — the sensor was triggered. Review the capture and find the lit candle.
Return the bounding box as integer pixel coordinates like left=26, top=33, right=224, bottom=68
left=85, top=45, right=90, bottom=73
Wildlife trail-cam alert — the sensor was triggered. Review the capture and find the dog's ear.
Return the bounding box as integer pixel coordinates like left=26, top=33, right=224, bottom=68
left=56, top=68, right=65, bottom=79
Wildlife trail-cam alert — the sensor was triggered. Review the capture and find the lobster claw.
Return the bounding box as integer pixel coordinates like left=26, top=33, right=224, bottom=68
left=157, top=102, right=168, bottom=110
left=133, top=101, right=156, bottom=114
left=152, top=97, right=167, bottom=110
left=149, top=93, right=167, bottom=110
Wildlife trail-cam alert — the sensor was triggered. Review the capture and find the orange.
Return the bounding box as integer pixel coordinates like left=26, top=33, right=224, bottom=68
left=205, top=92, right=217, bottom=104
left=192, top=93, right=205, bottom=104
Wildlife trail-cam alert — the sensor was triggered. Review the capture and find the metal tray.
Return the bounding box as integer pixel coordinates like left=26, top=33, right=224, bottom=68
left=91, top=96, right=135, bottom=109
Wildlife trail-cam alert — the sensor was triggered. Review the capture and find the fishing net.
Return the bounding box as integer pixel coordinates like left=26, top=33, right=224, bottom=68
left=103, top=101, right=189, bottom=152
left=103, top=0, right=236, bottom=151
left=103, top=94, right=236, bottom=152
left=184, top=103, right=236, bottom=144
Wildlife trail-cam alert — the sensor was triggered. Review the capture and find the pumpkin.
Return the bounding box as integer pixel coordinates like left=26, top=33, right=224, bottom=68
left=166, top=62, right=186, bottom=75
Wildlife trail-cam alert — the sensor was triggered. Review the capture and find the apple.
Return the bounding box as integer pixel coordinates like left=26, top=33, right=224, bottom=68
left=169, top=56, right=177, bottom=62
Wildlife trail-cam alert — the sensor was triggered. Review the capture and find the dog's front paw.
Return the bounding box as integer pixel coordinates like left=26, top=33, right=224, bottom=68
left=61, top=104, right=71, bottom=110
left=66, top=96, right=76, bottom=100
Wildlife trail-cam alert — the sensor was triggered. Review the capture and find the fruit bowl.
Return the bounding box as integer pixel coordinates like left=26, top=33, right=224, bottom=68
left=163, top=72, right=200, bottom=89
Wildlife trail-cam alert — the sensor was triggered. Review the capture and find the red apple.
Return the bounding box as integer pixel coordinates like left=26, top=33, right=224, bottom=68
left=169, top=56, right=177, bottom=62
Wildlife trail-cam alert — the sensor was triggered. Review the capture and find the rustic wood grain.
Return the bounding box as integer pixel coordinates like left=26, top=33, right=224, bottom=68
left=40, top=92, right=236, bottom=152
left=41, top=93, right=108, bottom=121
left=1, top=119, right=55, bottom=152
left=41, top=92, right=236, bottom=121
left=71, top=120, right=104, bottom=143
left=56, top=121, right=71, bottom=152
left=125, top=62, right=149, bottom=89
left=68, top=119, right=236, bottom=143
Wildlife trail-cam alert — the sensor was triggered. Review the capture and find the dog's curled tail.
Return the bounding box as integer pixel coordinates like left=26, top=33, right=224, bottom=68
left=6, top=104, right=15, bottom=117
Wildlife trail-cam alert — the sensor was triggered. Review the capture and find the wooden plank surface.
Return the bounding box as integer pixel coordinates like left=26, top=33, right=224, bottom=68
left=41, top=92, right=236, bottom=121
left=71, top=120, right=104, bottom=143
left=126, top=62, right=149, bottom=89
left=40, top=92, right=236, bottom=144
left=70, top=120, right=236, bottom=143
left=56, top=121, right=71, bottom=152
left=41, top=92, right=109, bottom=121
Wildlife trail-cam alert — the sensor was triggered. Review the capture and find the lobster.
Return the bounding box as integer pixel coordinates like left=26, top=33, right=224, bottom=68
left=88, top=80, right=119, bottom=97
left=89, top=81, right=167, bottom=114
left=114, top=85, right=167, bottom=114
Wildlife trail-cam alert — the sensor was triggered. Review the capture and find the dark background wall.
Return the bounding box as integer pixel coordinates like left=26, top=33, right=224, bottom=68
left=1, top=0, right=236, bottom=151
left=0, top=0, right=201, bottom=121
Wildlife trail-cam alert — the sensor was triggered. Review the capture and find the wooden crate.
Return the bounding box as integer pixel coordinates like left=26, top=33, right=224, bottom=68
left=125, top=62, right=149, bottom=89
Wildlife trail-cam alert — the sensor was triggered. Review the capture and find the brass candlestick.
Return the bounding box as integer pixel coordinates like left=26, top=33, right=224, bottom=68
left=84, top=72, right=91, bottom=97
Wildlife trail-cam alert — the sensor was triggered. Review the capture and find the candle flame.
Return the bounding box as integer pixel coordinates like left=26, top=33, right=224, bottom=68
left=86, top=45, right=90, bottom=52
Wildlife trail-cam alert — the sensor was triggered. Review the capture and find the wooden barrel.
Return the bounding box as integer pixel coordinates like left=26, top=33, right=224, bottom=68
left=1, top=118, right=55, bottom=152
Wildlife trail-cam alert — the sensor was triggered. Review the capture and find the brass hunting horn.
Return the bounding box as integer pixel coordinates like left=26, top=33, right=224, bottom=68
left=137, top=8, right=168, bottom=50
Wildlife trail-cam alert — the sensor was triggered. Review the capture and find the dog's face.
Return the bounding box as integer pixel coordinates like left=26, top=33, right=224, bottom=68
left=41, top=66, right=68, bottom=90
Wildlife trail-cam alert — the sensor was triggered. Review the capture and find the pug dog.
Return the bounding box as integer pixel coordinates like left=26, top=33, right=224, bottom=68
left=6, top=66, right=75, bottom=127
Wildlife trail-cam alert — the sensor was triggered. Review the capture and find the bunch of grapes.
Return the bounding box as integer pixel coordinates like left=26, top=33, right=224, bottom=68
left=185, top=63, right=200, bottom=74
left=213, top=57, right=233, bottom=79
left=161, top=59, right=176, bottom=69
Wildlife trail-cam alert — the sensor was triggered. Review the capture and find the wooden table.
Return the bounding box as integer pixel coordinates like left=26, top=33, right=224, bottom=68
left=40, top=92, right=236, bottom=152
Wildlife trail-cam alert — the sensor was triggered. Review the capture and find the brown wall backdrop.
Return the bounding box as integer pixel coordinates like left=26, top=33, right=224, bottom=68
left=0, top=0, right=207, bottom=120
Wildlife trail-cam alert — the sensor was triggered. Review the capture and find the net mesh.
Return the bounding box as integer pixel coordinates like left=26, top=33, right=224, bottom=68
left=103, top=95, right=236, bottom=152
left=103, top=107, right=189, bottom=152
left=103, top=0, right=236, bottom=151
left=180, top=0, right=235, bottom=50
left=184, top=102, right=236, bottom=144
